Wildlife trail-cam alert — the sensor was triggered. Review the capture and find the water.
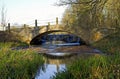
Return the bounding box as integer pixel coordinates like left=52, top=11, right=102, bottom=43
left=35, top=57, right=67, bottom=79
left=46, top=53, right=71, bottom=56
left=35, top=51, right=75, bottom=79
left=35, top=43, right=74, bottom=79
left=35, top=64, right=66, bottom=79
left=35, top=40, right=98, bottom=79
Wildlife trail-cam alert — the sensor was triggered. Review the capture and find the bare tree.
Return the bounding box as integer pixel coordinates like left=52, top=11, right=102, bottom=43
left=1, top=4, right=7, bottom=31
left=56, top=0, right=93, bottom=6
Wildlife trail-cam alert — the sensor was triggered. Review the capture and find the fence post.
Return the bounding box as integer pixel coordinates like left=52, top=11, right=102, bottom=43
left=34, top=19, right=38, bottom=32
left=33, top=19, right=39, bottom=37
left=8, top=23, right=10, bottom=33
left=24, top=24, right=27, bottom=34
left=56, top=17, right=59, bottom=30
left=56, top=17, right=58, bottom=25
left=46, top=22, right=50, bottom=31
left=35, top=19, right=38, bottom=27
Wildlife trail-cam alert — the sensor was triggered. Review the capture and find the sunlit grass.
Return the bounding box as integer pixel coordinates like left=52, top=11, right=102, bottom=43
left=93, top=31, right=120, bottom=54
left=0, top=42, right=44, bottom=79
left=52, top=53, right=120, bottom=79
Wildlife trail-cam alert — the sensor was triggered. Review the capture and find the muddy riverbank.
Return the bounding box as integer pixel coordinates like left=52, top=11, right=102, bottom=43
left=12, top=45, right=102, bottom=54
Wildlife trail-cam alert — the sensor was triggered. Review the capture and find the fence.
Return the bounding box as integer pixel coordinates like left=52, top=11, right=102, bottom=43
left=5, top=17, right=60, bottom=33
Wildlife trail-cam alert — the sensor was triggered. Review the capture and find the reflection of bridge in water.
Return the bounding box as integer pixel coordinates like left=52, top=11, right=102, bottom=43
left=35, top=56, right=68, bottom=79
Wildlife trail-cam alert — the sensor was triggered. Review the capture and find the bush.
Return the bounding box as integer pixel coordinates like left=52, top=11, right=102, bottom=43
left=0, top=31, right=20, bottom=42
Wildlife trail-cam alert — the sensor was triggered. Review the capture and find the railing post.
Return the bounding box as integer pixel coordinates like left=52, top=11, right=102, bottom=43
left=46, top=22, right=50, bottom=31
left=24, top=24, right=26, bottom=28
left=56, top=17, right=58, bottom=25
left=8, top=23, right=10, bottom=33
left=33, top=19, right=39, bottom=37
left=56, top=17, right=59, bottom=30
left=24, top=24, right=27, bottom=34
left=34, top=19, right=38, bottom=32
left=35, top=19, right=38, bottom=27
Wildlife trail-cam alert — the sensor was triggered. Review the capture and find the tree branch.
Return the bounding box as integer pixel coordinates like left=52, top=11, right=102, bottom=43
left=56, top=0, right=93, bottom=6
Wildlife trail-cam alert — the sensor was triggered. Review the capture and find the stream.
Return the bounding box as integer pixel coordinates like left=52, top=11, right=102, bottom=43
left=35, top=43, right=78, bottom=79
left=27, top=39, right=101, bottom=79
left=35, top=57, right=67, bottom=79
left=11, top=42, right=102, bottom=79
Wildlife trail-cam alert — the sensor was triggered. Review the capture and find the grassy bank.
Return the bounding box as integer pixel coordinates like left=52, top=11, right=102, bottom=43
left=0, top=42, right=44, bottom=79
left=52, top=54, right=120, bottom=79
left=52, top=31, right=120, bottom=79
left=93, top=30, right=120, bottom=54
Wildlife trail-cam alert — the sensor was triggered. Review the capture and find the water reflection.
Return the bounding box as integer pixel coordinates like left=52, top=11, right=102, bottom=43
left=35, top=57, right=66, bottom=79
left=35, top=42, right=77, bottom=79
left=46, top=53, right=71, bottom=57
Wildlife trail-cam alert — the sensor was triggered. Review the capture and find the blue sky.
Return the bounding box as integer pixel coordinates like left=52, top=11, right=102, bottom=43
left=1, top=0, right=66, bottom=25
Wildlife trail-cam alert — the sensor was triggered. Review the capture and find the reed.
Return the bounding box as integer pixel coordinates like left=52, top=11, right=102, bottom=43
left=0, top=42, right=44, bottom=79
left=52, top=53, right=120, bottom=79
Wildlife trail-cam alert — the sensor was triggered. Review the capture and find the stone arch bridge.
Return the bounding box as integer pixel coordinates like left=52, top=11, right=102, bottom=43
left=11, top=23, right=86, bottom=45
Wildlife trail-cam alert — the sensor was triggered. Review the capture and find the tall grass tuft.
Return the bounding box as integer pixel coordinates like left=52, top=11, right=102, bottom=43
left=52, top=53, right=120, bottom=79
left=0, top=42, right=44, bottom=79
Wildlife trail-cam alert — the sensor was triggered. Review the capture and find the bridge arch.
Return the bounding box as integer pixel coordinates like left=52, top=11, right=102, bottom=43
left=30, top=30, right=86, bottom=45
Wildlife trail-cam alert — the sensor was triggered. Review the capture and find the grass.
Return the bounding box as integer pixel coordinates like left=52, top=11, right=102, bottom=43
left=92, top=30, right=120, bottom=54
left=52, top=54, right=120, bottom=79
left=0, top=42, right=44, bottom=79
left=52, top=30, right=120, bottom=79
